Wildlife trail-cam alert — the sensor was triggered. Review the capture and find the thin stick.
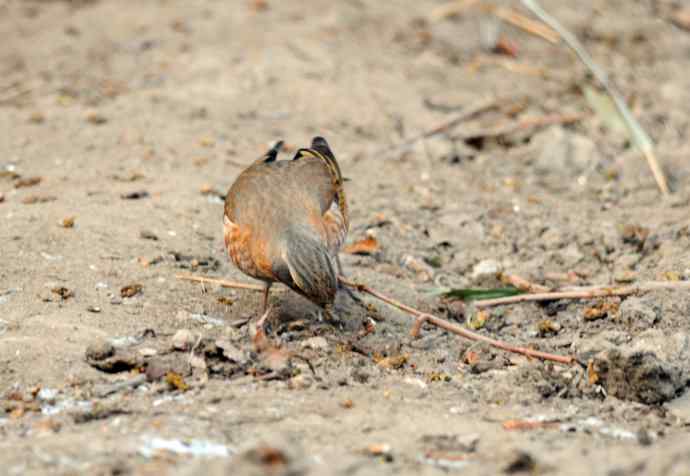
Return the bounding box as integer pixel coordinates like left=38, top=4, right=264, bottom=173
left=175, top=274, right=576, bottom=365
left=490, top=6, right=560, bottom=44
left=379, top=97, right=503, bottom=157
left=176, top=274, right=264, bottom=291
left=475, top=281, right=690, bottom=308
left=450, top=112, right=587, bottom=140
left=498, top=273, right=551, bottom=293
left=520, top=0, right=670, bottom=196
left=337, top=276, right=576, bottom=366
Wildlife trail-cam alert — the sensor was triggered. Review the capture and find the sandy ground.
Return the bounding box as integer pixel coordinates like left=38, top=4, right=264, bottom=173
left=2, top=0, right=690, bottom=474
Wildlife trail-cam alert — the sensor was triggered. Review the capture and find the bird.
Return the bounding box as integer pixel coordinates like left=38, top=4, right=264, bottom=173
left=223, top=136, right=349, bottom=329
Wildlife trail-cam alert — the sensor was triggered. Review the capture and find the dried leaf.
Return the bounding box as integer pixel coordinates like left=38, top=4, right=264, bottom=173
left=51, top=287, right=74, bottom=300
left=344, top=236, right=380, bottom=255
left=587, top=360, right=599, bottom=385
left=464, top=350, right=481, bottom=365
left=365, top=443, right=392, bottom=458
left=165, top=371, right=189, bottom=391
left=121, top=284, right=143, bottom=298
left=428, top=371, right=452, bottom=382
left=375, top=354, right=408, bottom=370
left=537, top=319, right=560, bottom=335
left=583, top=301, right=618, bottom=321
left=340, top=399, right=354, bottom=409
left=60, top=216, right=75, bottom=228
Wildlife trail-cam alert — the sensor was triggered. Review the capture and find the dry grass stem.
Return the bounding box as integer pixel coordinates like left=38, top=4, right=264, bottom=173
left=475, top=281, right=690, bottom=307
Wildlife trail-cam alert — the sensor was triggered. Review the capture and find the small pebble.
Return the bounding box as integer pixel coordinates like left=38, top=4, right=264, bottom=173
left=87, top=305, right=102, bottom=313
left=138, top=347, right=157, bottom=357
left=172, top=329, right=195, bottom=351
left=300, top=336, right=329, bottom=351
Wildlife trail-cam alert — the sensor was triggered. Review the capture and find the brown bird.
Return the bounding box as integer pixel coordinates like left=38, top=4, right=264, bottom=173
left=223, top=137, right=349, bottom=327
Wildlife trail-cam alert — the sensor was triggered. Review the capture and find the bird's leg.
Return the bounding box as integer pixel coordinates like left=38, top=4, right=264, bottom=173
left=322, top=304, right=345, bottom=331
left=261, top=282, right=272, bottom=313
left=255, top=282, right=273, bottom=334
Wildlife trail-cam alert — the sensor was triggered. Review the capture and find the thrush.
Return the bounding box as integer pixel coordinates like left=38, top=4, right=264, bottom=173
left=223, top=137, right=349, bottom=327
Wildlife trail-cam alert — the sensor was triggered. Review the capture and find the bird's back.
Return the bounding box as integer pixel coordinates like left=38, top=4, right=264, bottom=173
left=224, top=142, right=345, bottom=307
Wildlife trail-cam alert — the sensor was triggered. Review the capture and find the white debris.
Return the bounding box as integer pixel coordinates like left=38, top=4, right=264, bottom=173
left=138, top=436, right=234, bottom=458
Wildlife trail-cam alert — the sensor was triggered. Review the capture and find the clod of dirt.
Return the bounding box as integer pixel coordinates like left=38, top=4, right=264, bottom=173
left=592, top=350, right=685, bottom=404
left=618, top=297, right=660, bottom=330
left=533, top=126, right=597, bottom=177
left=503, top=450, right=536, bottom=474
left=139, top=230, right=159, bottom=240
left=85, top=340, right=142, bottom=373
left=120, top=190, right=149, bottom=200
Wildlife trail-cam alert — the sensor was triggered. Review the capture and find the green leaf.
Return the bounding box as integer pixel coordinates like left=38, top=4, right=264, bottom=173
left=441, top=287, right=524, bottom=301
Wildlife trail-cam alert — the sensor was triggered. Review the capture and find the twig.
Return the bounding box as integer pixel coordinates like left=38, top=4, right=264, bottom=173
left=466, top=55, right=549, bottom=77
left=488, top=6, right=560, bottom=43
left=520, top=0, right=670, bottom=196
left=450, top=112, right=587, bottom=140
left=498, top=273, right=551, bottom=293
left=0, top=87, right=33, bottom=105
left=93, top=375, right=147, bottom=398
left=379, top=97, right=504, bottom=157
left=474, top=281, right=690, bottom=308
left=175, top=274, right=576, bottom=365
left=337, top=276, right=576, bottom=366
left=176, top=274, right=265, bottom=291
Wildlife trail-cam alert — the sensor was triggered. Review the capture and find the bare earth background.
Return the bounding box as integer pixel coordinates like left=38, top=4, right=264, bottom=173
left=2, top=0, right=690, bottom=474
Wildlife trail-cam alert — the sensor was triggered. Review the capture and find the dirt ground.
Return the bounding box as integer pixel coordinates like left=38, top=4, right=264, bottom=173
left=2, top=0, right=690, bottom=474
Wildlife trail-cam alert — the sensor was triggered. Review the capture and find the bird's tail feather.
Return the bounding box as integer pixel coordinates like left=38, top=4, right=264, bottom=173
left=279, top=227, right=337, bottom=307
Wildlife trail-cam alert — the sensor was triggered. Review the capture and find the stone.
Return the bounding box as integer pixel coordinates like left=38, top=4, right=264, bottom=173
left=533, top=126, right=598, bottom=176
left=471, top=259, right=502, bottom=280
left=300, top=336, right=329, bottom=351
left=172, top=329, right=196, bottom=351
